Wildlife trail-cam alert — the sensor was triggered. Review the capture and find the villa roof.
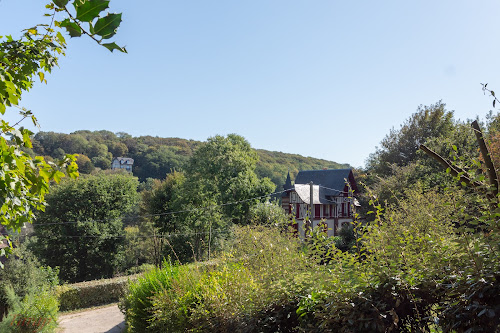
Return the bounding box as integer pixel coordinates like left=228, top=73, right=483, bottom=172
left=113, top=157, right=134, bottom=165
left=293, top=169, right=357, bottom=204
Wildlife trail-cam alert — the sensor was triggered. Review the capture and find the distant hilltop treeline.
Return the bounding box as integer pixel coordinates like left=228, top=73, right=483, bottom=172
left=28, top=130, right=350, bottom=187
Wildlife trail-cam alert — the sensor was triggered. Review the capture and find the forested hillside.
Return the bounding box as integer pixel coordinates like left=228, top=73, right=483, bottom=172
left=29, top=130, right=349, bottom=187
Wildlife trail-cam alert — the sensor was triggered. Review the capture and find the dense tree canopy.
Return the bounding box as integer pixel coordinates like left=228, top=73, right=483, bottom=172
left=30, top=130, right=349, bottom=187
left=367, top=102, right=455, bottom=176
left=142, top=135, right=277, bottom=262
left=31, top=173, right=139, bottom=282
left=364, top=102, right=480, bottom=207
left=184, top=134, right=275, bottom=224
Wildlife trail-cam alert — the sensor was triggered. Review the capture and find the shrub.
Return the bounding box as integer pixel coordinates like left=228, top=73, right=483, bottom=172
left=247, top=201, right=288, bottom=226
left=334, top=224, right=356, bottom=252
left=122, top=225, right=323, bottom=332
left=0, top=286, right=59, bottom=333
left=120, top=264, right=192, bottom=332
left=150, top=262, right=262, bottom=333
left=124, top=263, right=156, bottom=276
left=57, top=275, right=138, bottom=311
left=0, top=246, right=59, bottom=319
left=297, top=185, right=499, bottom=332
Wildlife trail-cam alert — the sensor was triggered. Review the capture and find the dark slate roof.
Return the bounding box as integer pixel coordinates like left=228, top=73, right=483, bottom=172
left=294, top=169, right=356, bottom=204
left=283, top=171, right=293, bottom=191
left=114, top=157, right=134, bottom=165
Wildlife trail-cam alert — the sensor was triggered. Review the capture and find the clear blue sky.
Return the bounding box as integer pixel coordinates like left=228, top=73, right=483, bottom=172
left=2, top=0, right=500, bottom=168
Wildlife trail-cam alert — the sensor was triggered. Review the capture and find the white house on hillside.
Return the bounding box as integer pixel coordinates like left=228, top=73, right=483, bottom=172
left=111, top=157, right=134, bottom=172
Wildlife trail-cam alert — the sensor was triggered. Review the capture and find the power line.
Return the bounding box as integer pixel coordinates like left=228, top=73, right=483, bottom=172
left=28, top=184, right=351, bottom=231
left=34, top=189, right=289, bottom=227
left=317, top=184, right=350, bottom=194
left=20, top=186, right=350, bottom=239
left=17, top=229, right=229, bottom=239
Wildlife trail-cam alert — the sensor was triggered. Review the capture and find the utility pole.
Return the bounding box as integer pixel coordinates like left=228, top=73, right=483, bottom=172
left=309, top=181, right=314, bottom=220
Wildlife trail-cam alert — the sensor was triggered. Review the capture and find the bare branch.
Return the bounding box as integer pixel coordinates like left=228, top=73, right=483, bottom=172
left=471, top=120, right=499, bottom=197
left=419, top=144, right=483, bottom=189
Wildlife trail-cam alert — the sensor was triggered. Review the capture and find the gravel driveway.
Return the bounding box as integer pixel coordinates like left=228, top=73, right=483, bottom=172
left=58, top=304, right=125, bottom=333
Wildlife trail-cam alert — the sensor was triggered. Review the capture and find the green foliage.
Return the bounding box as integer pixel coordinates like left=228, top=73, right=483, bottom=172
left=367, top=101, right=456, bottom=176
left=0, top=0, right=125, bottom=258
left=0, top=126, right=78, bottom=239
left=247, top=201, right=288, bottom=226
left=440, top=271, right=500, bottom=333
left=184, top=134, right=276, bottom=224
left=0, top=286, right=59, bottom=333
left=123, top=223, right=158, bottom=270
left=133, top=146, right=188, bottom=181
left=141, top=135, right=278, bottom=263
left=141, top=171, right=197, bottom=262
left=0, top=246, right=59, bottom=318
left=126, top=175, right=499, bottom=332
left=75, top=154, right=94, bottom=174
left=120, top=264, right=189, bottom=332
left=300, top=177, right=498, bottom=332
left=121, top=225, right=322, bottom=332
left=31, top=130, right=348, bottom=187
left=364, top=103, right=480, bottom=220
left=333, top=224, right=356, bottom=252
left=31, top=173, right=139, bottom=282
left=57, top=274, right=137, bottom=311
left=302, top=224, right=336, bottom=264
left=75, top=0, right=110, bottom=22
left=124, top=111, right=500, bottom=333
left=0, top=247, right=59, bottom=332
left=294, top=190, right=458, bottom=332
left=92, top=155, right=112, bottom=169
left=52, top=0, right=126, bottom=52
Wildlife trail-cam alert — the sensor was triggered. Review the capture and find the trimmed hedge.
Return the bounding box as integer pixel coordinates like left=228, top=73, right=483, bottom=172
left=57, top=275, right=139, bottom=311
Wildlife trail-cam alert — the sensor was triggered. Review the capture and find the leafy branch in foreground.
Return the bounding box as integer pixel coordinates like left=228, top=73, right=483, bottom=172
left=481, top=83, right=500, bottom=109
left=49, top=0, right=127, bottom=53
left=0, top=0, right=125, bottom=260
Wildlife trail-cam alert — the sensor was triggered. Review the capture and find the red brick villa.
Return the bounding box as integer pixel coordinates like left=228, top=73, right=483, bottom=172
left=281, top=169, right=359, bottom=237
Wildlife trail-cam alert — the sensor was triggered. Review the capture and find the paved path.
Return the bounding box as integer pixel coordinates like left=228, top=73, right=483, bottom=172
left=58, top=304, right=126, bottom=333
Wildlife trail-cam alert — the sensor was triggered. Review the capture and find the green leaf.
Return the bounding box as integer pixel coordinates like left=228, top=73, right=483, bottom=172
left=39, top=168, right=51, bottom=182
left=94, top=13, right=121, bottom=39
left=56, top=31, right=66, bottom=45
left=102, top=42, right=127, bottom=53
left=52, top=170, right=65, bottom=183
left=22, top=131, right=32, bottom=148
left=74, top=0, right=110, bottom=22
left=53, top=0, right=69, bottom=8
left=59, top=19, right=82, bottom=37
